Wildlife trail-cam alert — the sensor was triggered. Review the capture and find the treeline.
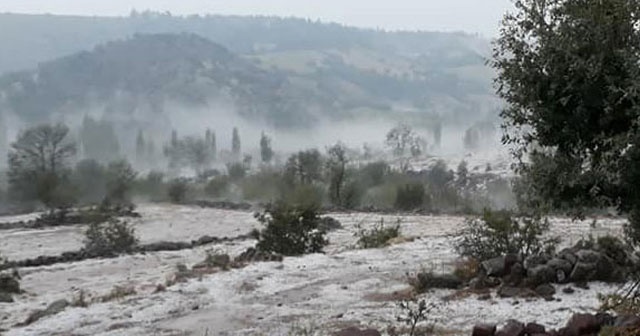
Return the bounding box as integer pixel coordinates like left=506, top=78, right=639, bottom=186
left=0, top=122, right=514, bottom=215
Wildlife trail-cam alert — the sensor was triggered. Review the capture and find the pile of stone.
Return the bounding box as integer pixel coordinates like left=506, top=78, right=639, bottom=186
left=473, top=313, right=640, bottom=336
left=468, top=238, right=637, bottom=299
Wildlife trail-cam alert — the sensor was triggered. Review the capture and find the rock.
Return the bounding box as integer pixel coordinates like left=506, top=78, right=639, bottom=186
left=482, top=256, right=507, bottom=277
left=556, top=270, right=567, bottom=283
left=614, top=315, right=640, bottom=328
left=334, top=327, right=381, bottom=336
left=0, top=274, right=20, bottom=294
left=473, top=324, right=497, bottom=336
left=547, top=258, right=573, bottom=275
left=505, top=262, right=525, bottom=286
left=595, top=313, right=615, bottom=327
left=558, top=249, right=578, bottom=266
left=22, top=299, right=70, bottom=326
left=478, top=293, right=492, bottom=301
left=413, top=272, right=463, bottom=290
left=562, top=287, right=575, bottom=294
left=470, top=275, right=500, bottom=290
left=535, top=284, right=556, bottom=297
left=195, top=235, right=217, bottom=245
left=496, top=320, right=525, bottom=336
left=524, top=254, right=550, bottom=270
left=319, top=217, right=343, bottom=231
left=497, top=286, right=536, bottom=298
left=525, top=323, right=546, bottom=335
left=592, top=255, right=622, bottom=282
left=575, top=250, right=601, bottom=263
left=527, top=265, right=556, bottom=287
left=565, top=314, right=600, bottom=336
left=0, top=292, right=14, bottom=303
left=568, top=262, right=596, bottom=282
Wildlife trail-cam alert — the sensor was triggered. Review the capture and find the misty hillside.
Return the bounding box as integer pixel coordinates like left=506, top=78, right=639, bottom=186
left=0, top=13, right=498, bottom=131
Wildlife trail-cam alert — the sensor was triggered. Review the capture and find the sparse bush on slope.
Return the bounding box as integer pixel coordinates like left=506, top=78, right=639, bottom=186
left=83, top=219, right=139, bottom=256
left=355, top=218, right=401, bottom=249
left=253, top=203, right=328, bottom=256
left=454, top=209, right=558, bottom=261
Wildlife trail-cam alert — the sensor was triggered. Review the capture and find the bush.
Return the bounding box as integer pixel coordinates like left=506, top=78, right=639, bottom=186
left=253, top=203, right=328, bottom=256
left=453, top=258, right=480, bottom=282
left=167, top=178, right=188, bottom=203
left=226, top=162, right=247, bottom=180
left=396, top=299, right=438, bottom=336
left=355, top=218, right=401, bottom=249
left=205, top=176, right=230, bottom=198
left=395, top=183, right=425, bottom=211
left=83, top=219, right=139, bottom=256
left=454, top=209, right=558, bottom=261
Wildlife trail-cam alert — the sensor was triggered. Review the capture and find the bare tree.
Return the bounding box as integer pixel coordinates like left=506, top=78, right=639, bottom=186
left=8, top=123, right=76, bottom=209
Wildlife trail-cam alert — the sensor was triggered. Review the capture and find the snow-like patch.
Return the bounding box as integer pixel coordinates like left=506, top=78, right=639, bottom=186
left=0, top=205, right=628, bottom=335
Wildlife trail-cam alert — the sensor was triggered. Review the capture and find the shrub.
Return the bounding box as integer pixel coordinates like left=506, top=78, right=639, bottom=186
left=408, top=271, right=463, bottom=293
left=100, top=285, right=136, bottom=302
left=205, top=175, right=230, bottom=198
left=596, top=235, right=630, bottom=265
left=454, top=209, right=558, bottom=261
left=453, top=258, right=480, bottom=282
left=253, top=203, right=328, bottom=256
left=599, top=292, right=640, bottom=315
left=355, top=218, right=401, bottom=249
left=395, top=183, right=425, bottom=211
left=395, top=299, right=438, bottom=336
left=167, top=178, right=188, bottom=203
left=226, top=162, right=247, bottom=180
left=83, top=219, right=139, bottom=256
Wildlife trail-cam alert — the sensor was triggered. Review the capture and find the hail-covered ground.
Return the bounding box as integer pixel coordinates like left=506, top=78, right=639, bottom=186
left=0, top=202, right=629, bottom=336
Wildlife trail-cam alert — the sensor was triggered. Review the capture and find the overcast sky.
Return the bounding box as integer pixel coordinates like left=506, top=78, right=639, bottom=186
left=0, top=0, right=514, bottom=37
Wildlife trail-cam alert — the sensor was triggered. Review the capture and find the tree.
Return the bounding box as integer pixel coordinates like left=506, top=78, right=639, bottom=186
left=326, top=143, right=348, bottom=205
left=7, top=123, right=76, bottom=209
left=182, top=136, right=210, bottom=175
left=285, top=149, right=323, bottom=185
left=135, top=129, right=146, bottom=162
left=232, top=127, right=241, bottom=158
left=104, top=160, right=137, bottom=207
left=260, top=132, right=274, bottom=164
left=80, top=116, right=120, bottom=163
left=492, top=0, right=640, bottom=243
left=206, top=129, right=217, bottom=161
left=386, top=124, right=425, bottom=171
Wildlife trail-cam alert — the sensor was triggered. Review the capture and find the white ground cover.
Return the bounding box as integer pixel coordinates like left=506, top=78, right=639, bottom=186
left=0, top=204, right=629, bottom=336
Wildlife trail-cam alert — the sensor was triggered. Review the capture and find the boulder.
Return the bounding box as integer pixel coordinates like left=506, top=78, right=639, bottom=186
left=614, top=315, right=640, bottom=328
left=497, top=286, right=536, bottom=298
left=334, top=327, right=381, bottom=336
left=482, top=257, right=507, bottom=277
left=564, top=314, right=600, bottom=336
left=535, top=284, right=556, bottom=297
left=0, top=274, right=20, bottom=294
left=592, top=255, right=623, bottom=282
left=0, top=292, right=13, bottom=303
left=473, top=324, right=497, bottom=336
left=496, top=320, right=525, bottom=336
left=575, top=250, right=601, bottom=264
left=568, top=262, right=596, bottom=282
left=525, top=323, right=546, bottom=335
left=524, top=254, right=550, bottom=270
left=413, top=272, right=463, bottom=290
left=505, top=263, right=525, bottom=286
left=527, top=265, right=556, bottom=287
left=22, top=299, right=69, bottom=326
left=558, top=249, right=578, bottom=266
left=319, top=217, right=343, bottom=231
left=547, top=258, right=573, bottom=275
left=562, top=287, right=575, bottom=294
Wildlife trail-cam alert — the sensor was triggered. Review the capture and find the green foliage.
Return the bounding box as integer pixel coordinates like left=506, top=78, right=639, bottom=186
left=72, top=159, right=107, bottom=205
left=134, top=171, right=165, bottom=201
left=355, top=218, right=401, bottom=249
left=104, top=160, right=137, bottom=206
left=83, top=219, right=139, bottom=256
left=253, top=203, right=328, bottom=256
left=260, top=132, right=274, bottom=164
left=395, top=183, right=426, bottom=211
left=492, top=0, right=640, bottom=244
left=282, top=184, right=325, bottom=209
left=226, top=162, right=247, bottom=180
left=326, top=143, right=348, bottom=206
left=284, top=149, right=323, bottom=185
left=167, top=178, right=188, bottom=204
left=205, top=176, right=230, bottom=198
left=454, top=209, right=558, bottom=260
left=7, top=123, right=77, bottom=210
